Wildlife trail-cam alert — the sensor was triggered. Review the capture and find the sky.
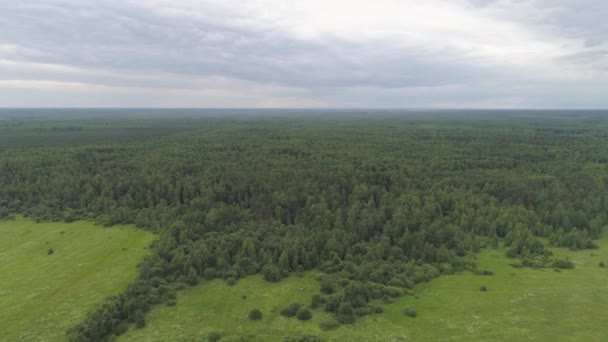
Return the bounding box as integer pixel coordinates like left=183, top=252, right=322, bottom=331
left=0, top=0, right=606, bottom=108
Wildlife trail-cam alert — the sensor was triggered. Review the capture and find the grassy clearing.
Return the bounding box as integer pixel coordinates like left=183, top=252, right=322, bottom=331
left=122, top=234, right=608, bottom=342
left=0, top=217, right=154, bottom=342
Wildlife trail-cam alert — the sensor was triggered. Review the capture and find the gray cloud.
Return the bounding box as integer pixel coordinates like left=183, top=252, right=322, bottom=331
left=0, top=0, right=607, bottom=107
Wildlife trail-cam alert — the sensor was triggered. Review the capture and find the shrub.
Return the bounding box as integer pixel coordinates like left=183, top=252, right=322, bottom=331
left=404, top=307, right=417, bottom=318
left=166, top=299, right=177, bottom=306
left=600, top=261, right=605, bottom=268
left=480, top=285, right=487, bottom=292
left=354, top=306, right=372, bottom=316
left=324, top=295, right=341, bottom=312
left=47, top=248, right=54, bottom=255
left=382, top=286, right=404, bottom=298
left=249, top=309, right=262, bottom=321
left=474, top=269, right=494, bottom=276
left=320, top=277, right=337, bottom=294
left=319, top=317, right=339, bottom=331
left=296, top=307, right=312, bottom=321
left=311, top=294, right=324, bottom=309
left=337, top=302, right=356, bottom=324
left=113, top=323, right=129, bottom=336
left=203, top=331, right=222, bottom=342
left=262, top=264, right=283, bottom=282
left=204, top=267, right=216, bottom=280
left=283, top=334, right=322, bottom=342
left=372, top=306, right=384, bottom=314
left=226, top=277, right=237, bottom=286
left=135, top=310, right=146, bottom=328
left=281, top=303, right=302, bottom=317
left=552, top=259, right=575, bottom=269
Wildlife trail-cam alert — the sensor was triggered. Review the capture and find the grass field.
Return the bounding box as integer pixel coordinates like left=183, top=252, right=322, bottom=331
left=0, top=217, right=154, bottom=342
left=122, top=234, right=608, bottom=342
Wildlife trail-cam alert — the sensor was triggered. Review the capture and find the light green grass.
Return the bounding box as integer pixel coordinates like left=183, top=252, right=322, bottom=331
left=0, top=217, right=154, bottom=342
left=122, top=234, right=608, bottom=341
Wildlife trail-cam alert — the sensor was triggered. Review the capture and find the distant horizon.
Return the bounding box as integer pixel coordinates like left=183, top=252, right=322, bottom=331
left=2, top=107, right=608, bottom=111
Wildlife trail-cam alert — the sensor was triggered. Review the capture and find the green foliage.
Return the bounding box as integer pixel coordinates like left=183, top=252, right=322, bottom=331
left=281, top=303, right=302, bottom=318
left=600, top=261, right=606, bottom=268
left=47, top=248, right=54, bottom=255
left=337, top=302, right=356, bottom=324
left=0, top=218, right=154, bottom=342
left=310, top=294, right=324, bottom=309
left=135, top=310, right=146, bottom=328
left=552, top=259, right=575, bottom=270
left=319, top=317, right=340, bottom=331
left=202, top=331, right=222, bottom=342
left=226, top=277, right=237, bottom=286
left=296, top=307, right=312, bottom=321
left=283, top=334, right=322, bottom=342
left=405, top=307, right=417, bottom=318
left=480, top=285, right=487, bottom=292
left=2, top=112, right=608, bottom=340
left=248, top=309, right=262, bottom=321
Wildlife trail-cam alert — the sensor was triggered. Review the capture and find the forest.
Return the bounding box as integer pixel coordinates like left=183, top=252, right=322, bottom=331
left=1, top=109, right=607, bottom=341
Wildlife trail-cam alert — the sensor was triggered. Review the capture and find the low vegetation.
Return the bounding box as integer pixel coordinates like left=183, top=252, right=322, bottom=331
left=0, top=218, right=153, bottom=341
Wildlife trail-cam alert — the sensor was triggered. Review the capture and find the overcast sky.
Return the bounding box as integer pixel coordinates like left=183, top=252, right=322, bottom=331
left=0, top=0, right=606, bottom=108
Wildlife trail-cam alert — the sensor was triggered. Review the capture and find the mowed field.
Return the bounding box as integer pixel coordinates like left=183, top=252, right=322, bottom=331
left=122, top=234, right=608, bottom=342
left=0, top=218, right=154, bottom=341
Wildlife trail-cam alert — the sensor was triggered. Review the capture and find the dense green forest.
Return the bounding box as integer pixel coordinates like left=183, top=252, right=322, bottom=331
left=1, top=110, right=608, bottom=341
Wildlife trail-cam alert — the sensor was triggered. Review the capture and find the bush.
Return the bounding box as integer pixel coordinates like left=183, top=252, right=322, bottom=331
left=473, top=269, right=494, bottom=276
left=552, top=259, right=575, bottom=269
left=404, top=307, right=417, bottom=318
left=262, top=264, right=283, bottom=282
left=324, top=295, right=341, bottom=312
left=354, top=306, right=372, bottom=316
left=311, top=294, right=324, bottom=309
left=382, top=286, right=404, bottom=298
left=337, top=302, right=356, bottom=324
left=281, top=303, right=302, bottom=317
left=249, top=309, right=262, bottom=321
left=113, top=323, right=129, bottom=336
left=283, top=334, right=322, bottom=342
left=135, top=310, right=146, bottom=328
left=320, top=277, right=337, bottom=294
left=204, top=267, right=216, bottom=280
left=202, top=331, right=222, bottom=342
left=319, top=317, right=339, bottom=331
left=600, top=261, right=605, bottom=268
left=226, top=277, right=237, bottom=286
left=166, top=299, right=177, bottom=306
left=480, top=285, right=487, bottom=292
left=47, top=248, right=54, bottom=255
left=296, top=307, right=312, bottom=321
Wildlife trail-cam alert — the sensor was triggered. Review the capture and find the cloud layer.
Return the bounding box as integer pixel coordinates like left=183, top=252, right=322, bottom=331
left=0, top=0, right=607, bottom=108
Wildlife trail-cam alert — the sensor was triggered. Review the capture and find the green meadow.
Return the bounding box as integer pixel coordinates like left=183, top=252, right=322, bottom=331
left=0, top=218, right=154, bottom=342
left=123, top=234, right=608, bottom=342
